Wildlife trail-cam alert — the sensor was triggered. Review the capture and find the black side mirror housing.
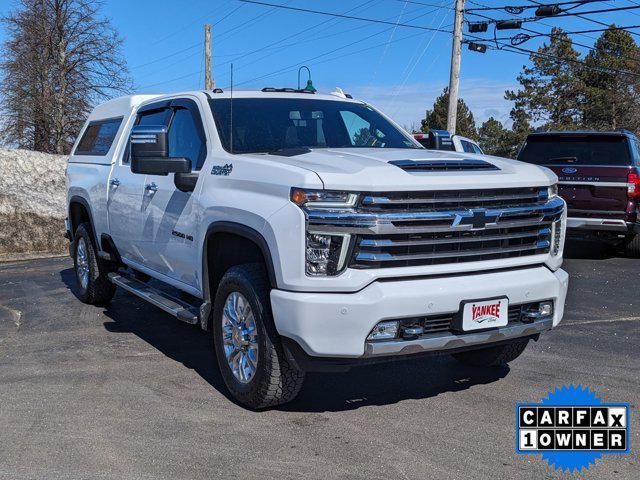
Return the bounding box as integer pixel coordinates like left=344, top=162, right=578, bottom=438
left=130, top=125, right=192, bottom=175
left=174, top=172, right=198, bottom=192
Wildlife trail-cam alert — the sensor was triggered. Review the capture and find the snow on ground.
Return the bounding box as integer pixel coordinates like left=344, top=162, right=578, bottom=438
left=0, top=149, right=68, bottom=256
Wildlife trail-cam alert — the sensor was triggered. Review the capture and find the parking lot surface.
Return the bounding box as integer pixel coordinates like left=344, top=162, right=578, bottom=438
left=0, top=245, right=637, bottom=479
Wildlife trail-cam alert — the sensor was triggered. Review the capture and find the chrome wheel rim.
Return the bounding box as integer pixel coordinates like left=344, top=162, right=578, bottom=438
left=222, top=292, right=259, bottom=384
left=76, top=238, right=90, bottom=290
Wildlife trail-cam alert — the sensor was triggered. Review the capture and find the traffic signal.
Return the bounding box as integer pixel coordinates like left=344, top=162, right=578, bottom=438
left=468, top=42, right=487, bottom=54
left=468, top=22, right=489, bottom=33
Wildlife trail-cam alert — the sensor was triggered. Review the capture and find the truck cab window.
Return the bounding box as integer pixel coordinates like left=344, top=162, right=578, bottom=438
left=168, top=108, right=205, bottom=170
left=75, top=117, right=123, bottom=156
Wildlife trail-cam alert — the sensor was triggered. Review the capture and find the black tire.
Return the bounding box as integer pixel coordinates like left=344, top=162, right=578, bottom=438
left=72, top=223, right=116, bottom=306
left=452, top=338, right=529, bottom=367
left=212, top=263, right=304, bottom=409
left=623, top=234, right=640, bottom=257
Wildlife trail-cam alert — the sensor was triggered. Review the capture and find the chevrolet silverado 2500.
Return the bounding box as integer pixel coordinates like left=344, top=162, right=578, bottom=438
left=66, top=88, right=568, bottom=408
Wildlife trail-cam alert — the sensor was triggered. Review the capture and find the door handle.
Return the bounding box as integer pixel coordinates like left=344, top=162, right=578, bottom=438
left=110, top=178, right=120, bottom=187
left=145, top=182, right=158, bottom=193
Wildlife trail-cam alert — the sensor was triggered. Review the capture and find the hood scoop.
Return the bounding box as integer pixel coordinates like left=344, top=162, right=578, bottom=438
left=389, top=159, right=499, bottom=172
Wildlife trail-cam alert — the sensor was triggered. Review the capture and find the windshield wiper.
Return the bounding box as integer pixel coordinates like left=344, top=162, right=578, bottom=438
left=268, top=147, right=312, bottom=157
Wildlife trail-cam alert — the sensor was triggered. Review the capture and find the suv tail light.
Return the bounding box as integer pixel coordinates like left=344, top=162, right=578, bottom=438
left=628, top=172, right=640, bottom=198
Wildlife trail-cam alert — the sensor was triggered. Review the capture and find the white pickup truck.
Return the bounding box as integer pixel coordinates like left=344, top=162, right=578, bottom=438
left=66, top=88, right=568, bottom=408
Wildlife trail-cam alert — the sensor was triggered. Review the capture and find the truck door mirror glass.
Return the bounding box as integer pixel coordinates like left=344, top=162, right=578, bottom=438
left=130, top=125, right=192, bottom=175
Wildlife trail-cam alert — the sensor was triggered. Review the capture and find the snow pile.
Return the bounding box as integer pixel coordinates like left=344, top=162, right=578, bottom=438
left=0, top=149, right=68, bottom=256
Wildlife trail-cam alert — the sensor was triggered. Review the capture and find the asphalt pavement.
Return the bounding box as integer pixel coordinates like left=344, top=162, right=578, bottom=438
left=0, top=243, right=637, bottom=479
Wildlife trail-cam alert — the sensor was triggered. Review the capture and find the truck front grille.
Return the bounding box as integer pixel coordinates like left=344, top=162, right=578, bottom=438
left=305, top=187, right=564, bottom=270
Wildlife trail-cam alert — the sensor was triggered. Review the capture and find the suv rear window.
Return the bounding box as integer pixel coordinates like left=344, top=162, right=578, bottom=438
left=518, top=135, right=632, bottom=166
left=75, top=117, right=123, bottom=156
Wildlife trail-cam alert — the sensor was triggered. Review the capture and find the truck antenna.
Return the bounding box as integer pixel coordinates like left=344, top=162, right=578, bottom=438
left=230, top=63, right=234, bottom=154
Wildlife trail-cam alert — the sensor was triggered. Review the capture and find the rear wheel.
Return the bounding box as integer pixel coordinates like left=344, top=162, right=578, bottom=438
left=212, top=264, right=304, bottom=409
left=73, top=223, right=116, bottom=306
left=452, top=339, right=529, bottom=367
left=622, top=234, right=640, bottom=257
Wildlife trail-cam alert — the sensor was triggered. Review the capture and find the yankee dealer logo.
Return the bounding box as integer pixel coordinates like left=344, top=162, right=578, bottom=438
left=516, top=385, right=630, bottom=472
left=472, top=302, right=501, bottom=323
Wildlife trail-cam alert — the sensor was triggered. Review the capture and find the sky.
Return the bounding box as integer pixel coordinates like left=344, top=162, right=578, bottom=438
left=0, top=0, right=638, bottom=129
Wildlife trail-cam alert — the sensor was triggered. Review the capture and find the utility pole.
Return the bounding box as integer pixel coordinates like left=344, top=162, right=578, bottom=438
left=446, top=0, right=465, bottom=134
left=204, top=24, right=214, bottom=90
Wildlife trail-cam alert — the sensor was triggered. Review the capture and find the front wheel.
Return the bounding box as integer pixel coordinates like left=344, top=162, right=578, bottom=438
left=452, top=338, right=529, bottom=367
left=212, top=264, right=305, bottom=409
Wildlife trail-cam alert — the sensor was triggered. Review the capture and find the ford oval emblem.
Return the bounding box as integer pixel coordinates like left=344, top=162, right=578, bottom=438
left=562, top=167, right=577, bottom=174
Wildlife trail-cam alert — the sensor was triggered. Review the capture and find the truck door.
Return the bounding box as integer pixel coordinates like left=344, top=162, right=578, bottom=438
left=107, top=102, right=172, bottom=266
left=138, top=98, right=206, bottom=292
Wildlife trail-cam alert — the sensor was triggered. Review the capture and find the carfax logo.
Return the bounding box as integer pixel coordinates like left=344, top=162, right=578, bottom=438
left=516, top=385, right=630, bottom=472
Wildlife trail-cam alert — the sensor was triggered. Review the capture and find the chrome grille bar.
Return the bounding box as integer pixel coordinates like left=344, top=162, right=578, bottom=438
left=359, top=227, right=551, bottom=247
left=302, top=187, right=562, bottom=270
left=356, top=242, right=550, bottom=263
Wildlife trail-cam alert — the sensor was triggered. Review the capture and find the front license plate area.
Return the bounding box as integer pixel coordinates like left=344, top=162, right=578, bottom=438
left=453, top=297, right=509, bottom=332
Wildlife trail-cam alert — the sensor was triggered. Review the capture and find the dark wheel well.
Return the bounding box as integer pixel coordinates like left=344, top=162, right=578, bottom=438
left=203, top=227, right=276, bottom=330
left=69, top=201, right=91, bottom=239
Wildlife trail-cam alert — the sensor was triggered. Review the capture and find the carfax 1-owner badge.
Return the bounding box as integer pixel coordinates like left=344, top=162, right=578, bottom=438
left=516, top=385, right=630, bottom=472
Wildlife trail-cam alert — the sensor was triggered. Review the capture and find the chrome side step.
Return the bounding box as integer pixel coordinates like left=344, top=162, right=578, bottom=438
left=108, top=273, right=199, bottom=324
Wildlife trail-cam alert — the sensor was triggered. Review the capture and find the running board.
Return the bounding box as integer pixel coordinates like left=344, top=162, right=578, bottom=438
left=108, top=273, right=199, bottom=324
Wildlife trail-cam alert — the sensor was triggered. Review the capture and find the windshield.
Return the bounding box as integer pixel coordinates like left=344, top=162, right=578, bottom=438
left=209, top=98, right=418, bottom=154
left=518, top=135, right=632, bottom=166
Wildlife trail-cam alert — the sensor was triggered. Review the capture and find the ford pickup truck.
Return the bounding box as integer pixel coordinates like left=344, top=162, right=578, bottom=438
left=66, top=88, right=568, bottom=408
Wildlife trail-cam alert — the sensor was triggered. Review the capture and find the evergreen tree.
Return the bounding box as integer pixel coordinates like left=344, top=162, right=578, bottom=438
left=504, top=107, right=533, bottom=158
left=421, top=87, right=477, bottom=139
left=582, top=25, right=640, bottom=133
left=478, top=117, right=510, bottom=157
left=505, top=28, right=583, bottom=131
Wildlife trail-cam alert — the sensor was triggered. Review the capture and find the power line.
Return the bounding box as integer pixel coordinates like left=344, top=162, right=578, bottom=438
left=224, top=27, right=434, bottom=89
left=466, top=3, right=640, bottom=55
left=237, top=0, right=453, bottom=33
left=130, top=3, right=245, bottom=71
left=465, top=32, right=640, bottom=78
left=217, top=1, right=452, bottom=83
left=494, top=24, right=640, bottom=44
left=139, top=0, right=439, bottom=90
left=466, top=0, right=604, bottom=12
left=466, top=4, right=640, bottom=23
left=387, top=0, right=455, bottom=9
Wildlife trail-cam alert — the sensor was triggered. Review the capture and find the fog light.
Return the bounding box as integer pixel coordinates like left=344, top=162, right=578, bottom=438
left=522, top=301, right=553, bottom=320
left=367, top=321, right=399, bottom=340
left=539, top=301, right=553, bottom=316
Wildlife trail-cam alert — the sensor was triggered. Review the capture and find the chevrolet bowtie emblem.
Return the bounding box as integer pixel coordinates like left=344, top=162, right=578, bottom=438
left=452, top=209, right=500, bottom=230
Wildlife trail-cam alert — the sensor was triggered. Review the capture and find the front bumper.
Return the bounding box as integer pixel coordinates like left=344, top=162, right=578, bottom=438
left=270, top=265, right=568, bottom=358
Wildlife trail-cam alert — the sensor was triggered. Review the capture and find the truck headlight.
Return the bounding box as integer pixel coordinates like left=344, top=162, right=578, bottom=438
left=306, top=231, right=351, bottom=276
left=291, top=188, right=358, bottom=209
left=292, top=188, right=358, bottom=276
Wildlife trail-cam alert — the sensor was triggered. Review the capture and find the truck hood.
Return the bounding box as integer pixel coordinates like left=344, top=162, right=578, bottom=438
left=248, top=148, right=557, bottom=191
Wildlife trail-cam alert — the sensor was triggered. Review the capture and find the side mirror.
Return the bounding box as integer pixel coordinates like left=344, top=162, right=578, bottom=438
left=130, top=125, right=191, bottom=175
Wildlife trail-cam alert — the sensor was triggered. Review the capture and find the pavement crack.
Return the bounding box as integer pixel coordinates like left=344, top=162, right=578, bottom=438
left=562, top=316, right=640, bottom=326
